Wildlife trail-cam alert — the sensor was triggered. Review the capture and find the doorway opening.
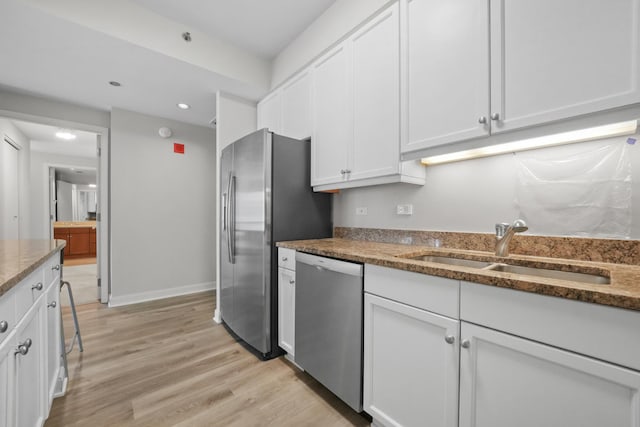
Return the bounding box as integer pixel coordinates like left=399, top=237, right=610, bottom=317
left=0, top=114, right=110, bottom=305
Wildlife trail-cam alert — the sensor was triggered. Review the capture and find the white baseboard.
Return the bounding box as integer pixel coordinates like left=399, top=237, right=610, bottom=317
left=109, top=281, right=215, bottom=307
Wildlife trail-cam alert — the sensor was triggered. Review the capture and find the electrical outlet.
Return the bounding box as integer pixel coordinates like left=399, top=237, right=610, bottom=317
left=356, top=207, right=368, bottom=216
left=396, top=204, right=413, bottom=215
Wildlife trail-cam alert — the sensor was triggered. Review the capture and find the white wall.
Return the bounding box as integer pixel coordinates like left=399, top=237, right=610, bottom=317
left=29, top=151, right=97, bottom=239
left=110, top=108, right=216, bottom=306
left=271, top=0, right=391, bottom=88
left=56, top=180, right=74, bottom=221
left=334, top=135, right=640, bottom=239
left=213, top=92, right=257, bottom=322
left=0, top=117, right=31, bottom=238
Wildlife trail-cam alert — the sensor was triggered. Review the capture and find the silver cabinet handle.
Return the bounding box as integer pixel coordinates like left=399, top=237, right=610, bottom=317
left=478, top=116, right=487, bottom=124
left=24, top=338, right=32, bottom=348
left=289, top=280, right=295, bottom=284
left=15, top=345, right=29, bottom=356
left=282, top=257, right=288, bottom=262
left=345, top=169, right=351, bottom=174
left=490, top=112, right=500, bottom=121
left=0, top=320, right=7, bottom=333
left=32, top=282, right=43, bottom=291
left=52, top=264, right=61, bottom=271
left=48, top=301, right=57, bottom=308
left=461, top=339, right=470, bottom=349
left=444, top=335, right=455, bottom=344
left=340, top=169, right=346, bottom=175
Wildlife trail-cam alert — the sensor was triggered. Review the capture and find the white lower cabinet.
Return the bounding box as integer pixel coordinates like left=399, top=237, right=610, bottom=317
left=278, top=248, right=296, bottom=358
left=459, top=321, right=640, bottom=427
left=0, top=331, right=16, bottom=427
left=364, top=293, right=459, bottom=427
left=15, top=299, right=45, bottom=427
left=0, top=251, right=64, bottom=427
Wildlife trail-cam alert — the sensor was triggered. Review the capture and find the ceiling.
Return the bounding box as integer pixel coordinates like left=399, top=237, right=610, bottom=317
left=11, top=119, right=98, bottom=158
left=0, top=0, right=336, bottom=127
left=56, top=167, right=97, bottom=186
left=131, top=0, right=337, bottom=59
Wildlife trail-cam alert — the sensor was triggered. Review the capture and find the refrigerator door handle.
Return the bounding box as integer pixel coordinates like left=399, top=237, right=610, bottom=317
left=226, top=172, right=234, bottom=263
left=229, top=174, right=236, bottom=264
left=222, top=193, right=227, bottom=231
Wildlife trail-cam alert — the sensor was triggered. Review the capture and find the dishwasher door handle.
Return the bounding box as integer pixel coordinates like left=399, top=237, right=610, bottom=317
left=296, top=252, right=363, bottom=277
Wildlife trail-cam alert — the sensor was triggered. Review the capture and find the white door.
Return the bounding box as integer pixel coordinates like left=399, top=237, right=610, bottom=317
left=281, top=71, right=312, bottom=140
left=257, top=91, right=282, bottom=134
left=459, top=321, right=640, bottom=427
left=350, top=2, right=401, bottom=181
left=0, top=331, right=16, bottom=427
left=277, top=267, right=295, bottom=356
left=402, top=0, right=490, bottom=154
left=44, top=282, right=60, bottom=407
left=311, top=44, right=351, bottom=186
left=489, top=0, right=640, bottom=133
left=14, top=304, right=45, bottom=427
left=364, top=293, right=459, bottom=427
left=1, top=140, right=20, bottom=240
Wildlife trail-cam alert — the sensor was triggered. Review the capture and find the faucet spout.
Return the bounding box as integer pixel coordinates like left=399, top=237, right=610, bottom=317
left=495, top=219, right=528, bottom=257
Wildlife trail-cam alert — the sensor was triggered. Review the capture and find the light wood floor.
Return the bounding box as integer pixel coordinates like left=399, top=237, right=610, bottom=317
left=45, top=291, right=371, bottom=427
left=63, top=257, right=96, bottom=266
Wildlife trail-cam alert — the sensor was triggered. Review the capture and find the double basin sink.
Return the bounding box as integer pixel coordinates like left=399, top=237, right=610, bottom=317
left=399, top=253, right=610, bottom=285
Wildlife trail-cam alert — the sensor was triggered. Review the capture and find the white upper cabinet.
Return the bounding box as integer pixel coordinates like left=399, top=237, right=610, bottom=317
left=257, top=91, right=282, bottom=134
left=281, top=71, right=312, bottom=140
left=311, top=44, right=352, bottom=187
left=402, top=0, right=640, bottom=156
left=402, top=0, right=490, bottom=152
left=311, top=2, right=425, bottom=190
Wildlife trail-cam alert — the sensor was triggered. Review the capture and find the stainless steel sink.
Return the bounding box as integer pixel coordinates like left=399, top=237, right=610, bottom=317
left=486, top=263, right=610, bottom=285
left=404, top=255, right=493, bottom=269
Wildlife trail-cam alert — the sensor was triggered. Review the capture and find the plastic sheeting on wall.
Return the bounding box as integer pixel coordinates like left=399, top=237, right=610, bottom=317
left=515, top=139, right=632, bottom=238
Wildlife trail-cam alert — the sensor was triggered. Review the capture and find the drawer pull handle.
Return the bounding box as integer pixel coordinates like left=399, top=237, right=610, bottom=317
left=32, top=282, right=43, bottom=291
left=52, top=264, right=61, bottom=271
left=282, top=257, right=288, bottom=262
left=15, top=345, right=29, bottom=356
left=444, top=335, right=455, bottom=344
left=289, top=280, right=295, bottom=285
left=48, top=301, right=57, bottom=308
left=461, top=339, right=471, bottom=349
left=0, top=320, right=8, bottom=333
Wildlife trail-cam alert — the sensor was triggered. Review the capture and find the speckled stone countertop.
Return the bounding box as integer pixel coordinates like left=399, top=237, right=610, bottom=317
left=277, top=238, right=640, bottom=311
left=54, top=221, right=97, bottom=229
left=0, top=240, right=66, bottom=297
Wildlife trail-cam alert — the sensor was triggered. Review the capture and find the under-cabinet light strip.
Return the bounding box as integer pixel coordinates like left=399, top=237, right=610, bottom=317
left=421, top=120, right=638, bottom=166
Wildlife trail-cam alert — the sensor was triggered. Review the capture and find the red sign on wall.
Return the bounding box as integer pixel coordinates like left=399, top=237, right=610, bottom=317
left=174, top=143, right=185, bottom=154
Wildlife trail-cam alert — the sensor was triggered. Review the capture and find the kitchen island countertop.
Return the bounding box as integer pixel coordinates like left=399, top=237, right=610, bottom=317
left=0, top=239, right=66, bottom=297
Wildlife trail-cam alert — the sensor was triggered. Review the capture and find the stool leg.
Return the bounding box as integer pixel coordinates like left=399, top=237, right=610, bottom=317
left=61, top=280, right=84, bottom=353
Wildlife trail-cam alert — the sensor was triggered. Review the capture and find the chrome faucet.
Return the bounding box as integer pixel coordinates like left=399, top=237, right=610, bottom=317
left=495, top=219, right=528, bottom=257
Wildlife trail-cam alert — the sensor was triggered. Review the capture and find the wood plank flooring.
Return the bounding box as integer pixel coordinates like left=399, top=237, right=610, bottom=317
left=45, top=291, right=371, bottom=427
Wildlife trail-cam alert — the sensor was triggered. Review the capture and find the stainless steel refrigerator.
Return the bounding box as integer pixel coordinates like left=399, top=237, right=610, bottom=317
left=220, top=129, right=332, bottom=359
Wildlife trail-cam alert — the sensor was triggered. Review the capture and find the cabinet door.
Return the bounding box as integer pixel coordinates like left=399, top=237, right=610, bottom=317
left=53, top=229, right=70, bottom=257
left=281, top=71, right=312, bottom=140
left=350, top=2, right=401, bottom=181
left=490, top=0, right=640, bottom=133
left=364, top=293, right=459, bottom=427
left=69, top=228, right=90, bottom=256
left=15, top=303, right=45, bottom=427
left=402, top=0, right=490, bottom=154
left=311, top=44, right=351, bottom=186
left=459, top=322, right=640, bottom=427
left=45, top=282, right=60, bottom=407
left=0, top=332, right=15, bottom=427
left=257, top=91, right=282, bottom=134
left=277, top=267, right=295, bottom=356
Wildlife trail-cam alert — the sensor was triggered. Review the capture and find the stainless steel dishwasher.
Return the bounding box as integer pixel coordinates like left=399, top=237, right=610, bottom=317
left=295, top=252, right=364, bottom=412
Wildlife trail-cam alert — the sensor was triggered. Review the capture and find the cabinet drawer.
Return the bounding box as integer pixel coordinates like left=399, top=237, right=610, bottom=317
left=460, top=281, right=640, bottom=372
left=15, top=268, right=45, bottom=320
left=278, top=248, right=296, bottom=270
left=44, top=253, right=61, bottom=288
left=365, top=264, right=459, bottom=318
left=0, top=289, right=16, bottom=345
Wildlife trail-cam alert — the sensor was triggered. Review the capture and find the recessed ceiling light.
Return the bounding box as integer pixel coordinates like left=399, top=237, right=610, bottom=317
left=109, top=81, right=121, bottom=87
left=177, top=103, right=190, bottom=110
left=55, top=131, right=77, bottom=140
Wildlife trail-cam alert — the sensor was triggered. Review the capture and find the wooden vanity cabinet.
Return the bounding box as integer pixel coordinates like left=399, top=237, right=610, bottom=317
left=53, top=228, right=70, bottom=257
left=53, top=226, right=96, bottom=258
